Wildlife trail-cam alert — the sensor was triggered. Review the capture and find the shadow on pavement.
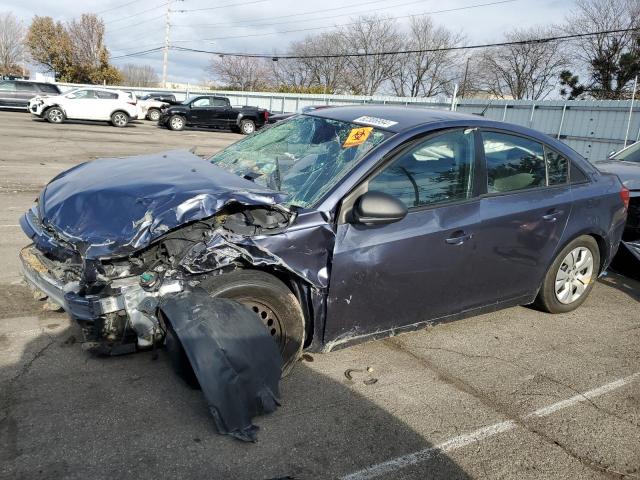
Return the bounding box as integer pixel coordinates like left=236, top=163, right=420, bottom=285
left=0, top=285, right=470, bottom=480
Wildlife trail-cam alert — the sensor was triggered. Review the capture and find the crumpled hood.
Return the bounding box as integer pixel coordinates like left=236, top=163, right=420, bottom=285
left=595, top=160, right=640, bottom=191
left=34, top=150, right=287, bottom=259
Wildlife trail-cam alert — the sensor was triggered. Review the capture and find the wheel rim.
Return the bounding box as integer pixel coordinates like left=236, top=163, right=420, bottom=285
left=238, top=298, right=285, bottom=352
left=554, top=246, right=594, bottom=304
left=49, top=109, right=63, bottom=123
left=149, top=110, right=159, bottom=121
left=242, top=122, right=254, bottom=134
left=113, top=113, right=127, bottom=126
left=171, top=117, right=183, bottom=130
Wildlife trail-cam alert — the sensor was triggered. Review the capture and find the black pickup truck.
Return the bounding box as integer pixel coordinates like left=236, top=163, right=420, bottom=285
left=158, top=95, right=269, bottom=134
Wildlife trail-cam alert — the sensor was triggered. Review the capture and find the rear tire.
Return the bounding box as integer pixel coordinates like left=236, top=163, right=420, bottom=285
left=147, top=108, right=161, bottom=122
left=239, top=119, right=256, bottom=135
left=45, top=107, right=65, bottom=124
left=534, top=235, right=600, bottom=313
left=111, top=111, right=129, bottom=128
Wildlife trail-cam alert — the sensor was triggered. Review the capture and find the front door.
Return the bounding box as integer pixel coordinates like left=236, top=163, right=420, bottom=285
left=63, top=89, right=99, bottom=119
left=189, top=97, right=216, bottom=126
left=325, top=128, right=482, bottom=342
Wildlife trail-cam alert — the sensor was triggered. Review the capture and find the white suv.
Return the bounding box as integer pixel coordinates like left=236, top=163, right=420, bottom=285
left=29, top=88, right=139, bottom=127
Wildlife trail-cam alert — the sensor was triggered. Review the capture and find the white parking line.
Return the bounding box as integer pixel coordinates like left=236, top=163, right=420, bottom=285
left=0, top=224, right=19, bottom=227
left=341, top=372, right=640, bottom=480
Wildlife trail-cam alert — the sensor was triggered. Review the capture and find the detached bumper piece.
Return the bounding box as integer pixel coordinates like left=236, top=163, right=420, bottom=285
left=160, top=289, right=282, bottom=442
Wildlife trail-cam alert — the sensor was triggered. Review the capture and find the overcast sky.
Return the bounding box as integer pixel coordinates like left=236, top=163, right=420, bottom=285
left=1, top=0, right=571, bottom=85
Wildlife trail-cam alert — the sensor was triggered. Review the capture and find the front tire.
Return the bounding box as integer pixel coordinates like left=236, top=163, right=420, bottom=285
left=168, top=114, right=185, bottom=131
left=111, top=111, right=129, bottom=128
left=535, top=235, right=600, bottom=313
left=147, top=108, right=161, bottom=122
left=201, top=270, right=305, bottom=376
left=45, top=107, right=65, bottom=124
left=239, top=119, right=256, bottom=135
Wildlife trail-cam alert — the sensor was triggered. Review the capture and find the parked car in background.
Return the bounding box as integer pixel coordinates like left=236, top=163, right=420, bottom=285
left=267, top=105, right=331, bottom=123
left=137, top=93, right=180, bottom=121
left=595, top=141, right=640, bottom=261
left=0, top=80, right=61, bottom=109
left=158, top=95, right=269, bottom=134
left=28, top=88, right=139, bottom=127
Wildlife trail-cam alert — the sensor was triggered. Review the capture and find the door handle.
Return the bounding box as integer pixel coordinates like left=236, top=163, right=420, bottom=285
left=445, top=232, right=473, bottom=245
left=542, top=210, right=564, bottom=222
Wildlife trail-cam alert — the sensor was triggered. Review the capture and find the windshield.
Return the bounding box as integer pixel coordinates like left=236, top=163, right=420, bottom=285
left=614, top=142, right=640, bottom=163
left=208, top=115, right=392, bottom=208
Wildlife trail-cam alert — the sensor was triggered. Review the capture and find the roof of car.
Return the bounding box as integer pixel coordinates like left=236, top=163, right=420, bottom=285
left=309, top=105, right=482, bottom=133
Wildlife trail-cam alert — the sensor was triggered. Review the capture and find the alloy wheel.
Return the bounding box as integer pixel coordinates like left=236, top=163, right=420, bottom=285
left=170, top=117, right=184, bottom=130
left=554, top=246, right=594, bottom=304
left=113, top=113, right=128, bottom=127
left=48, top=109, right=63, bottom=123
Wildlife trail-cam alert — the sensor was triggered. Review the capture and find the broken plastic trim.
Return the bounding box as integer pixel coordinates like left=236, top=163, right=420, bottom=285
left=160, top=288, right=282, bottom=442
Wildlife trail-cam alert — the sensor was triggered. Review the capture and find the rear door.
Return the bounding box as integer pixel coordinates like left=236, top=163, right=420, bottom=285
left=325, top=128, right=483, bottom=342
left=94, top=90, right=121, bottom=119
left=470, top=130, right=572, bottom=304
left=211, top=97, right=235, bottom=127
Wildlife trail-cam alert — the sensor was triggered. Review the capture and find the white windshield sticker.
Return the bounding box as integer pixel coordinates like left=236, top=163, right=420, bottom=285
left=352, top=115, right=398, bottom=129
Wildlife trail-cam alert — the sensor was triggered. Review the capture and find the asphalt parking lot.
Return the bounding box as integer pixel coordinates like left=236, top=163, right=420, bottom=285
left=1, top=110, right=639, bottom=480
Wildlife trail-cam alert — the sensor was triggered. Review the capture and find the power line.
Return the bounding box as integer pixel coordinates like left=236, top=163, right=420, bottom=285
left=96, top=0, right=146, bottom=15
left=172, top=0, right=419, bottom=28
left=105, top=1, right=169, bottom=24
left=173, top=0, right=519, bottom=41
left=168, top=27, right=640, bottom=59
left=112, top=46, right=165, bottom=59
left=176, top=0, right=266, bottom=12
left=105, top=14, right=165, bottom=34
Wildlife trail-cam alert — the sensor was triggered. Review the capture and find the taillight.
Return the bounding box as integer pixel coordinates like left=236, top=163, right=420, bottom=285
left=263, top=111, right=269, bottom=122
left=620, top=186, right=630, bottom=210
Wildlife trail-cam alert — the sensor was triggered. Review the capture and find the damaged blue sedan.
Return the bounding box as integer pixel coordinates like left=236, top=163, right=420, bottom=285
left=19, top=106, right=628, bottom=438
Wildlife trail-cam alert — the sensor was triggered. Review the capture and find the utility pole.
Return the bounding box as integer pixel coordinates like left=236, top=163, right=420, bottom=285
left=162, top=0, right=172, bottom=88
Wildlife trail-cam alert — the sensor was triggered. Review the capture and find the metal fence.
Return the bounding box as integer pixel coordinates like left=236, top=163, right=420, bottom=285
left=59, top=82, right=640, bottom=162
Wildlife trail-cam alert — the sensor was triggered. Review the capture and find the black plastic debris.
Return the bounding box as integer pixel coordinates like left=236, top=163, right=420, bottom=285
left=160, top=288, right=282, bottom=442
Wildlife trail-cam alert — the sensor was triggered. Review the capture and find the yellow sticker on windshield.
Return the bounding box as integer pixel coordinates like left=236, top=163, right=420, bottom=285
left=343, top=127, right=373, bottom=148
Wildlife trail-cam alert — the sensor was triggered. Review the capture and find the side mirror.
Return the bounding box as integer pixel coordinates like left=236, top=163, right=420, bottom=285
left=352, top=191, right=408, bottom=226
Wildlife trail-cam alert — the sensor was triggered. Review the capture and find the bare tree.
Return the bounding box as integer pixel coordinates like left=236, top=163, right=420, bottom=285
left=339, top=16, right=403, bottom=95
left=475, top=27, right=568, bottom=100
left=562, top=0, right=640, bottom=99
left=392, top=16, right=464, bottom=97
left=0, top=12, right=26, bottom=76
left=67, top=14, right=105, bottom=69
left=207, top=55, right=270, bottom=91
left=120, top=64, right=159, bottom=87
left=273, top=32, right=349, bottom=93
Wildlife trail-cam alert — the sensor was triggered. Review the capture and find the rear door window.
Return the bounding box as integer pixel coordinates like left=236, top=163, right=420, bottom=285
left=95, top=91, right=118, bottom=99
left=37, top=84, right=60, bottom=94
left=482, top=131, right=546, bottom=193
left=211, top=98, right=228, bottom=107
